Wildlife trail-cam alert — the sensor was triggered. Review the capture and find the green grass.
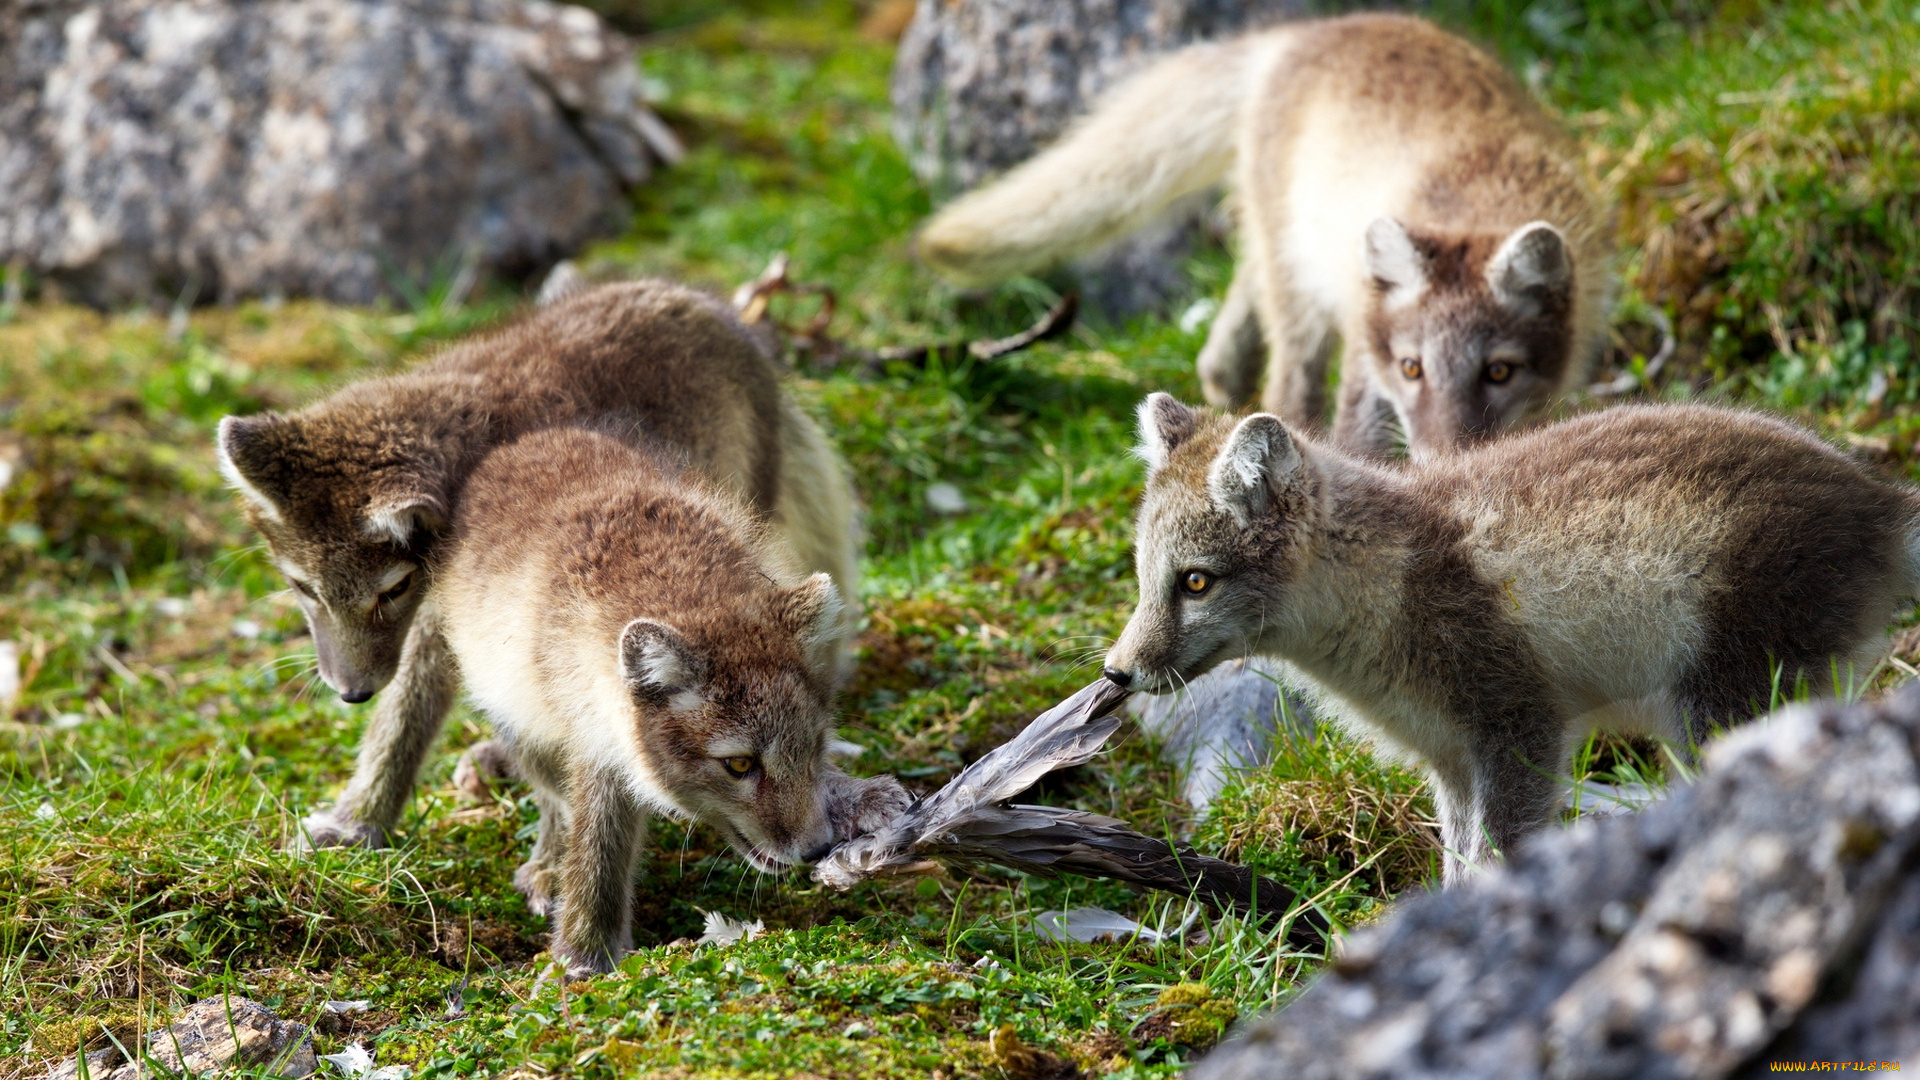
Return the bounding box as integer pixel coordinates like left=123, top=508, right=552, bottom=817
left=1448, top=0, right=1920, bottom=434
left=4, top=0, right=1918, bottom=1076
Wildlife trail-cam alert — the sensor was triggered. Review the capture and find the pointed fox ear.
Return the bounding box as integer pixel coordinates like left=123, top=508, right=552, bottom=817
left=1135, top=393, right=1199, bottom=472
left=1363, top=218, right=1428, bottom=308
left=1487, top=221, right=1572, bottom=312
left=217, top=414, right=290, bottom=523
left=779, top=572, right=847, bottom=677
left=620, top=619, right=708, bottom=710
left=1207, top=413, right=1302, bottom=526
left=362, top=493, right=448, bottom=547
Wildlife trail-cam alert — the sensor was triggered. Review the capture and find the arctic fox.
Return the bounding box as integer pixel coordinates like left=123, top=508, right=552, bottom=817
left=1105, top=394, right=1920, bottom=880
left=438, top=426, right=904, bottom=975
left=216, top=281, right=859, bottom=850
left=918, top=15, right=1613, bottom=460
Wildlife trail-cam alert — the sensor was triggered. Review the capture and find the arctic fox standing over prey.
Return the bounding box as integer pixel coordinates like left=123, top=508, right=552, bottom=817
left=1104, top=394, right=1920, bottom=880
left=438, top=426, right=905, bottom=975
left=215, top=280, right=859, bottom=850
left=917, top=14, right=1613, bottom=460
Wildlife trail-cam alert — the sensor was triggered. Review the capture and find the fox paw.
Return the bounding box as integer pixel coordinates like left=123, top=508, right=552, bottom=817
left=287, top=809, right=385, bottom=853
left=552, top=925, right=632, bottom=979
left=826, top=772, right=912, bottom=844
left=514, top=859, right=559, bottom=918
left=452, top=739, right=519, bottom=804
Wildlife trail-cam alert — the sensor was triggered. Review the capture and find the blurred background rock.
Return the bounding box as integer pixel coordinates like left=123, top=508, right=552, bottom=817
left=0, top=0, right=682, bottom=308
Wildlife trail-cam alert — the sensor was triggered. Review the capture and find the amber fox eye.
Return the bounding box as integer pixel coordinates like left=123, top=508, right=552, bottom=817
left=1400, top=357, right=1423, bottom=381
left=290, top=579, right=317, bottom=601
left=722, top=756, right=758, bottom=778
left=378, top=574, right=413, bottom=604
left=1485, top=361, right=1515, bottom=384
left=1180, top=570, right=1214, bottom=596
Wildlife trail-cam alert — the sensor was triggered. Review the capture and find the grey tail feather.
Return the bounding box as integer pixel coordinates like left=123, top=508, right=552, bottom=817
left=915, top=679, right=1131, bottom=829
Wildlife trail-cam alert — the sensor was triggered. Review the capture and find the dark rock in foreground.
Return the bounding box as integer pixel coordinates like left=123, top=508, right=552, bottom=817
left=1190, top=686, right=1920, bottom=1080
left=889, top=0, right=1308, bottom=316
left=0, top=0, right=680, bottom=307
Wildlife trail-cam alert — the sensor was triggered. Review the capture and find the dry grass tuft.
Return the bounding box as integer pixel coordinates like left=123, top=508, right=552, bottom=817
left=1199, top=725, right=1441, bottom=909
left=1590, top=2, right=1920, bottom=386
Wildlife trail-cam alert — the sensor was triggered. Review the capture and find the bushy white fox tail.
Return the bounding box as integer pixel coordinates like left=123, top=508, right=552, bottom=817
left=917, top=32, right=1286, bottom=288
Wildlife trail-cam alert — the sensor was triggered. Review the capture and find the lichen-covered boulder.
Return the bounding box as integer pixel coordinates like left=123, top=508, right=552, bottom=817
left=1187, top=686, right=1920, bottom=1080
left=889, top=0, right=1309, bottom=315
left=44, top=996, right=315, bottom=1080
left=0, top=0, right=681, bottom=307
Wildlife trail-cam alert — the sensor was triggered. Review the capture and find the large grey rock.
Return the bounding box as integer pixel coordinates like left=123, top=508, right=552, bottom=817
left=0, top=0, right=680, bottom=307
left=1131, top=657, right=1311, bottom=813
left=890, top=0, right=1309, bottom=315
left=1187, top=686, right=1920, bottom=1080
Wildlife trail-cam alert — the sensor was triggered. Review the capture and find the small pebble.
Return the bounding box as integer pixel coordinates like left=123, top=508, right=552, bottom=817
left=0, top=640, right=18, bottom=708
left=1178, top=298, right=1219, bottom=333
left=926, top=482, right=968, bottom=515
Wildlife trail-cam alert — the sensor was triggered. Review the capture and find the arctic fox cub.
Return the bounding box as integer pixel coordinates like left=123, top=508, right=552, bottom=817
left=216, top=281, right=859, bottom=850
left=1105, top=394, right=1920, bottom=880
left=440, top=426, right=905, bottom=975
left=918, top=15, right=1613, bottom=460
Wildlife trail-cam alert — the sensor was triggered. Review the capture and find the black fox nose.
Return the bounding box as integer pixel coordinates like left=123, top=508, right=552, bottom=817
left=340, top=688, right=374, bottom=704
left=1102, top=666, right=1132, bottom=689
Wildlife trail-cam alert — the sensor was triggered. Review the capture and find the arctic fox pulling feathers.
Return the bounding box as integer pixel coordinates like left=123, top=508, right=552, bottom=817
left=440, top=427, right=904, bottom=975
left=1107, top=395, right=1920, bottom=879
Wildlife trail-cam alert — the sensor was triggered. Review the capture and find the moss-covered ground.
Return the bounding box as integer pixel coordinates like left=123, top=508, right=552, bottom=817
left=4, top=0, right=1917, bottom=1076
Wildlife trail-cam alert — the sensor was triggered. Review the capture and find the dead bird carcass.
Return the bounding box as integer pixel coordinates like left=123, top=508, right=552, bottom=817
left=815, top=679, right=1331, bottom=949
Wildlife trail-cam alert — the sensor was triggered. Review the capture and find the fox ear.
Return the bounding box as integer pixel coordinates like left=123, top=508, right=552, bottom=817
left=1135, top=393, right=1199, bottom=472
left=1207, top=413, right=1301, bottom=526
left=1487, top=221, right=1571, bottom=312
left=620, top=619, right=708, bottom=710
left=363, top=494, right=448, bottom=547
left=1363, top=218, right=1428, bottom=308
left=779, top=572, right=847, bottom=677
left=217, top=414, right=290, bottom=523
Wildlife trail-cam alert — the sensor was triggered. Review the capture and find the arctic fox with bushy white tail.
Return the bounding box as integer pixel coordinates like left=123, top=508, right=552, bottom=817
left=918, top=14, right=1614, bottom=460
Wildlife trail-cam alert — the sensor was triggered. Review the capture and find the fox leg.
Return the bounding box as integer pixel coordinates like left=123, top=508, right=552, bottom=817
left=512, top=744, right=571, bottom=918
left=553, top=765, right=646, bottom=977
left=1328, top=361, right=1401, bottom=458
left=1196, top=269, right=1266, bottom=408
left=1251, top=285, right=1337, bottom=431
left=1448, top=726, right=1567, bottom=884
left=1425, top=753, right=1486, bottom=884
left=292, top=613, right=460, bottom=850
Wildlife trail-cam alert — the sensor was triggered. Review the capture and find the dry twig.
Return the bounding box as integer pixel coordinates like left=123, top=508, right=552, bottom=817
left=732, top=253, right=1077, bottom=375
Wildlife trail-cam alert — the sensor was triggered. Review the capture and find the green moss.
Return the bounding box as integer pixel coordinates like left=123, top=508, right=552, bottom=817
left=1146, top=983, right=1236, bottom=1050
left=28, top=1008, right=143, bottom=1059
